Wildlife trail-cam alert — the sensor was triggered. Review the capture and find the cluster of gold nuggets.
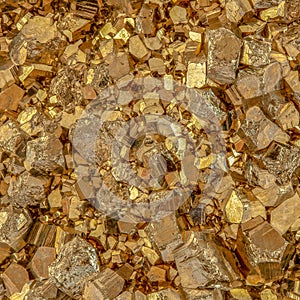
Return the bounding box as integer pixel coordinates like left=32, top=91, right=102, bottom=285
left=0, top=0, right=300, bottom=299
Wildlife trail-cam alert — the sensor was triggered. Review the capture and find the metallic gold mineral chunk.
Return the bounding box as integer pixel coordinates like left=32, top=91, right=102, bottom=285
left=240, top=37, right=271, bottom=67
left=230, top=288, right=252, bottom=300
left=225, top=0, right=252, bottom=23
left=8, top=172, right=47, bottom=207
left=169, top=6, right=187, bottom=24
left=238, top=106, right=289, bottom=151
left=31, top=246, right=56, bottom=279
left=49, top=236, right=100, bottom=299
left=83, top=268, right=125, bottom=300
left=271, top=193, right=300, bottom=234
left=2, top=263, right=29, bottom=296
left=225, top=190, right=244, bottom=223
left=186, top=61, right=206, bottom=88
left=207, top=28, right=242, bottom=85
left=25, top=135, right=64, bottom=173
left=129, top=35, right=149, bottom=61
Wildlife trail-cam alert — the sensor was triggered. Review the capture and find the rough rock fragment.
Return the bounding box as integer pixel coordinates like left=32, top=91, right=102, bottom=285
left=252, top=185, right=281, bottom=207
left=284, top=0, right=300, bottom=22
left=136, top=4, right=156, bottom=35
left=271, top=193, right=300, bottom=234
left=48, top=236, right=100, bottom=299
left=0, top=61, right=17, bottom=90
left=49, top=65, right=85, bottom=112
left=8, top=172, right=47, bottom=207
left=116, top=291, right=132, bottom=300
left=31, top=247, right=56, bottom=279
left=285, top=70, right=300, bottom=98
left=260, top=289, right=277, bottom=300
left=9, top=16, right=62, bottom=67
left=75, top=0, right=98, bottom=19
left=144, top=37, right=162, bottom=50
left=237, top=106, right=289, bottom=151
left=281, top=25, right=300, bottom=59
left=58, top=13, right=91, bottom=42
left=24, top=279, right=58, bottom=300
left=148, top=57, right=165, bottom=75
left=17, top=107, right=45, bottom=136
left=85, top=63, right=110, bottom=92
left=21, top=16, right=58, bottom=44
left=141, top=246, right=160, bottom=265
left=182, top=288, right=224, bottom=300
left=173, top=231, right=238, bottom=289
left=25, top=135, right=64, bottom=173
left=242, top=198, right=266, bottom=222
left=230, top=288, right=252, bottom=300
left=189, top=202, right=207, bottom=226
left=83, top=268, right=125, bottom=300
left=0, top=206, right=32, bottom=250
left=245, top=160, right=277, bottom=189
left=195, top=89, right=227, bottom=123
left=207, top=28, right=242, bottom=85
left=2, top=263, right=29, bottom=296
left=26, top=222, right=57, bottom=248
left=263, top=62, right=283, bottom=93
left=147, top=266, right=166, bottom=282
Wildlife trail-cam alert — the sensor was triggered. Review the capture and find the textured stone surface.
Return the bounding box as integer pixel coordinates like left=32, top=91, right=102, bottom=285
left=238, top=106, right=289, bottom=151
left=8, top=172, right=47, bottom=207
left=207, top=28, right=242, bottom=85
left=0, top=206, right=32, bottom=250
left=49, top=237, right=100, bottom=299
left=25, top=135, right=64, bottom=173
